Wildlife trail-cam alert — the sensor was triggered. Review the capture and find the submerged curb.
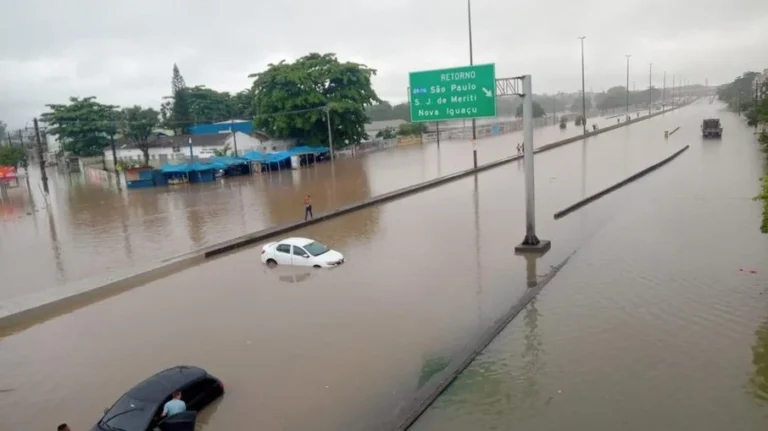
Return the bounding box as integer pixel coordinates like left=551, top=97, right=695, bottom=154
left=0, top=105, right=685, bottom=334
left=390, top=253, right=574, bottom=430
left=553, top=145, right=690, bottom=220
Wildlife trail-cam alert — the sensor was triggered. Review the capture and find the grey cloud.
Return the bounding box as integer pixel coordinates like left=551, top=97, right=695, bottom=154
left=1, top=0, right=766, bottom=128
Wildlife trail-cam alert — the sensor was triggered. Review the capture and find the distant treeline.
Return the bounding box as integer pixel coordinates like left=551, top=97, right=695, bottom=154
left=367, top=86, right=684, bottom=122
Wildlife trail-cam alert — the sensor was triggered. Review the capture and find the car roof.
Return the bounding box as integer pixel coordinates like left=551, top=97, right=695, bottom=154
left=124, top=365, right=208, bottom=402
left=280, top=237, right=314, bottom=246
left=92, top=366, right=211, bottom=431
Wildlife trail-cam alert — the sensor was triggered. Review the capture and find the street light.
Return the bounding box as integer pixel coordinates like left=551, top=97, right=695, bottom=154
left=578, top=36, right=586, bottom=134
left=467, top=0, right=477, bottom=169
left=648, top=63, right=652, bottom=116
left=625, top=55, right=631, bottom=120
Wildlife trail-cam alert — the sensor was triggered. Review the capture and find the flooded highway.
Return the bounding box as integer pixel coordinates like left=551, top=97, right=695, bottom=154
left=1, top=111, right=632, bottom=302
left=412, top=105, right=768, bottom=430
left=0, top=102, right=710, bottom=430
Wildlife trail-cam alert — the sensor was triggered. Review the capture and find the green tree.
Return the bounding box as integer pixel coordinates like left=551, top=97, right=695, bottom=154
left=249, top=53, right=379, bottom=148
left=0, top=146, right=26, bottom=167
left=570, top=97, right=593, bottom=113
left=515, top=101, right=546, bottom=118
left=397, top=122, right=426, bottom=136
left=120, top=106, right=160, bottom=165
left=41, top=97, right=118, bottom=156
left=188, top=86, right=235, bottom=123
left=0, top=120, right=6, bottom=140
left=231, top=89, right=254, bottom=119
left=212, top=143, right=232, bottom=156
left=166, top=64, right=193, bottom=134
left=717, top=72, right=759, bottom=112
left=375, top=126, right=398, bottom=139
left=367, top=101, right=394, bottom=121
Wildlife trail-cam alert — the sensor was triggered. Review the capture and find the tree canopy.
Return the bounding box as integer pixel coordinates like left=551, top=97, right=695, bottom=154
left=0, top=146, right=26, bottom=167
left=367, top=101, right=410, bottom=122
left=717, top=72, right=759, bottom=110
left=398, top=122, right=427, bottom=136
left=515, top=101, right=546, bottom=118
left=162, top=64, right=193, bottom=134
left=594, top=86, right=662, bottom=111
left=120, top=106, right=160, bottom=165
left=249, top=53, right=379, bottom=148
left=570, top=96, right=593, bottom=113
left=41, top=97, right=118, bottom=156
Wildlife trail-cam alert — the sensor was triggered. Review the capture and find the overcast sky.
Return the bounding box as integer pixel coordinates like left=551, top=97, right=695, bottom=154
left=1, top=0, right=766, bottom=128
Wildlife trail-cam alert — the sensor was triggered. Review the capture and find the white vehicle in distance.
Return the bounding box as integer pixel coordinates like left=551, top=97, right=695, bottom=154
left=261, top=237, right=345, bottom=268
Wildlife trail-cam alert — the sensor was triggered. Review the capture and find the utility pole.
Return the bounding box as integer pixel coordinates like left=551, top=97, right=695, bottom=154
left=468, top=0, right=477, bottom=169
left=552, top=97, right=556, bottom=125
left=579, top=36, right=587, bottom=134
left=625, top=55, right=631, bottom=120
left=648, top=63, right=653, bottom=116
left=325, top=106, right=335, bottom=162
left=672, top=75, right=675, bottom=106
left=230, top=119, right=239, bottom=157
left=33, top=118, right=49, bottom=194
left=662, top=71, right=666, bottom=111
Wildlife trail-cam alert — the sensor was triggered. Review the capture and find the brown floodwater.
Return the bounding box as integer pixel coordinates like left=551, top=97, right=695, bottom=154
left=0, top=104, right=701, bottom=429
left=0, top=112, right=625, bottom=303
left=412, top=102, right=768, bottom=430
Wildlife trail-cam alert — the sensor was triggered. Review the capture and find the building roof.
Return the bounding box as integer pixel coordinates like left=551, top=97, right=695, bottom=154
left=115, top=134, right=228, bottom=150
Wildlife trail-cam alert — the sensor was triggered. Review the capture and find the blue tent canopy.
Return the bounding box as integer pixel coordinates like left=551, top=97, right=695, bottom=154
left=160, top=162, right=219, bottom=173
left=241, top=146, right=329, bottom=164
left=289, top=146, right=330, bottom=156
left=210, top=156, right=249, bottom=167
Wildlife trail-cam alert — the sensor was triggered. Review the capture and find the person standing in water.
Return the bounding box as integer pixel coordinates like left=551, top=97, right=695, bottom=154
left=304, top=194, right=313, bottom=220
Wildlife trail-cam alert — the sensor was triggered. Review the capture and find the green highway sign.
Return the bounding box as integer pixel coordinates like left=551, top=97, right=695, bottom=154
left=408, top=63, right=496, bottom=123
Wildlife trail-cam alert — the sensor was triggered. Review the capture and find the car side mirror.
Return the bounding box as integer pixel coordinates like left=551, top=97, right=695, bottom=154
left=303, top=254, right=309, bottom=258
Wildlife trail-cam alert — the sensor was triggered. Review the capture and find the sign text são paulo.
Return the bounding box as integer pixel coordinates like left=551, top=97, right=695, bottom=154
left=408, top=63, right=496, bottom=122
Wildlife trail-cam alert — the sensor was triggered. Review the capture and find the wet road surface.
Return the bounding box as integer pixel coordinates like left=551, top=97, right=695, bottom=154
left=411, top=104, right=768, bottom=430
left=0, top=111, right=638, bottom=302
left=0, top=103, right=703, bottom=429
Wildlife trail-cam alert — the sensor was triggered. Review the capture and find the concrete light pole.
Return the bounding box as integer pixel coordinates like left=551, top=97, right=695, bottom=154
left=625, top=55, right=631, bottom=120
left=514, top=75, right=551, bottom=254
left=467, top=0, right=477, bottom=169
left=579, top=36, right=587, bottom=134
left=648, top=63, right=653, bottom=116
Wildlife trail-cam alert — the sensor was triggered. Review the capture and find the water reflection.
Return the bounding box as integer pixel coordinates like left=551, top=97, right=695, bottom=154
left=425, top=253, right=545, bottom=414
left=749, top=320, right=768, bottom=403
left=46, top=207, right=65, bottom=280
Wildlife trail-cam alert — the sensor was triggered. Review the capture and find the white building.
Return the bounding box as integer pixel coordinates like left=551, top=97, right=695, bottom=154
left=103, top=132, right=262, bottom=170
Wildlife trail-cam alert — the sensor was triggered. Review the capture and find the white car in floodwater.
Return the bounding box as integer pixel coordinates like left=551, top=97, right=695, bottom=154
left=261, top=237, right=345, bottom=268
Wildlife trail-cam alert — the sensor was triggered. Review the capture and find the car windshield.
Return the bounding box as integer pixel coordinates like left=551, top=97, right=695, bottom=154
left=304, top=241, right=329, bottom=256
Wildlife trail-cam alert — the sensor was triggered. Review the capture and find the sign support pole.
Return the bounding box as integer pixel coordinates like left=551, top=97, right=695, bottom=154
left=515, top=75, right=550, bottom=254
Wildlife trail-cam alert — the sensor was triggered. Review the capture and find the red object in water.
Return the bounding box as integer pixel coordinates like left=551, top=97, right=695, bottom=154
left=0, top=166, right=17, bottom=182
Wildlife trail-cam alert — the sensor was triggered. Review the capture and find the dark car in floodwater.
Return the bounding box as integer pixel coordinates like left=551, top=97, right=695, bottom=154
left=90, top=366, right=224, bottom=431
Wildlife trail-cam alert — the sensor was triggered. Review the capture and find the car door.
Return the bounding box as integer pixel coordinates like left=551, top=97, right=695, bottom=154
left=291, top=245, right=313, bottom=267
left=275, top=244, right=292, bottom=265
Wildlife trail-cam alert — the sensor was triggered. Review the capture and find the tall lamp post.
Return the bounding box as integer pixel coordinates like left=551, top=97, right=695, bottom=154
left=467, top=0, right=477, bottom=169
left=625, top=55, right=631, bottom=120
left=578, top=36, right=587, bottom=134
left=648, top=63, right=653, bottom=116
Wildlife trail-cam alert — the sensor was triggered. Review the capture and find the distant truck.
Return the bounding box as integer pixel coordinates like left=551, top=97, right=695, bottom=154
left=702, top=118, right=723, bottom=138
